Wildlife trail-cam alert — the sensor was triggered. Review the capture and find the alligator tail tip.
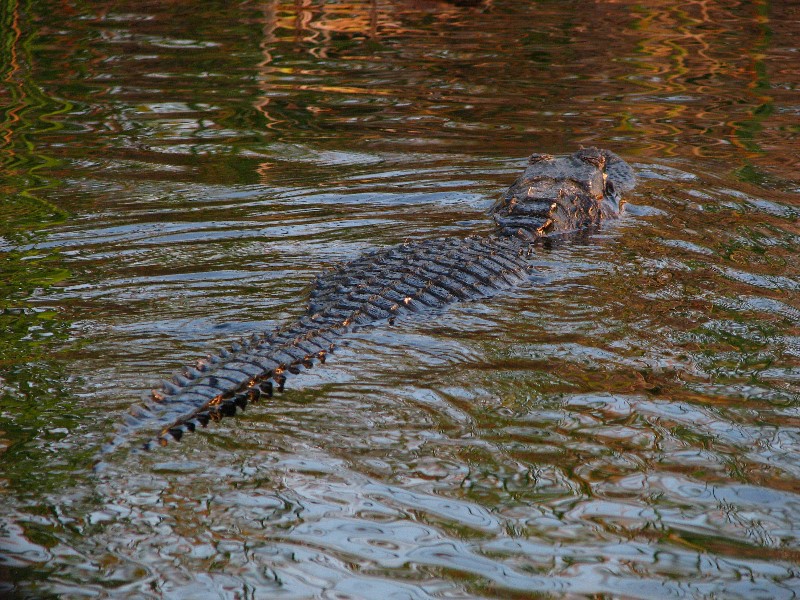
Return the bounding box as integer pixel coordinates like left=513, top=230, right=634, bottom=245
left=142, top=436, right=162, bottom=452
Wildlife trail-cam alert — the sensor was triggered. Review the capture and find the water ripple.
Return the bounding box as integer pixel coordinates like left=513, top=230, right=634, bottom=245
left=3, top=0, right=800, bottom=598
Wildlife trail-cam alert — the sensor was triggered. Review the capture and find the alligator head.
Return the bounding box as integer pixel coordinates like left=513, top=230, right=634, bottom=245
left=489, top=147, right=633, bottom=238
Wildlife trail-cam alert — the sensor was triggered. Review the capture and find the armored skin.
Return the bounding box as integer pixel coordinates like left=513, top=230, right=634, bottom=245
left=103, top=148, right=636, bottom=455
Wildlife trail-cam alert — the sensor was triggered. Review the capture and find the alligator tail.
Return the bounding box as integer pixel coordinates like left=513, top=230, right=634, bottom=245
left=98, top=234, right=536, bottom=463
left=100, top=318, right=345, bottom=457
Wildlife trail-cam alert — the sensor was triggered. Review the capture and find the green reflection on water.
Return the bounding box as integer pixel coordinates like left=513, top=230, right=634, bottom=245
left=0, top=0, right=86, bottom=486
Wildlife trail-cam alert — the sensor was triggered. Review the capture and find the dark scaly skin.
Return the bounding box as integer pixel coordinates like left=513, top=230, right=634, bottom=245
left=101, top=148, right=635, bottom=457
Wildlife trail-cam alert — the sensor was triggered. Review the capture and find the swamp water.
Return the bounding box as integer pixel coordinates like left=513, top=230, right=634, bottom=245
left=1, top=1, right=799, bottom=598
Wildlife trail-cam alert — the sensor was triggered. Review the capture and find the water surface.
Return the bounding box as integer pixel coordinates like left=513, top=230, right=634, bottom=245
left=1, top=0, right=799, bottom=598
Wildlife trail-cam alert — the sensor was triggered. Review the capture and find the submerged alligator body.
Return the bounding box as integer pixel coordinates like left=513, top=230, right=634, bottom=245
left=103, top=147, right=636, bottom=455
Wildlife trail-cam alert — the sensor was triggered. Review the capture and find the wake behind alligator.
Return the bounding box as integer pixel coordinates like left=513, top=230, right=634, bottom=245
left=101, top=147, right=636, bottom=458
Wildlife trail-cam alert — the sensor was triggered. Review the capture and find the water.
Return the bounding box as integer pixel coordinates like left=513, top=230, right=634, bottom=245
left=1, top=0, right=799, bottom=597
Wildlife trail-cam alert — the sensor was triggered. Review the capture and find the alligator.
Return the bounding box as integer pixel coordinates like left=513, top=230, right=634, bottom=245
left=102, top=147, right=636, bottom=456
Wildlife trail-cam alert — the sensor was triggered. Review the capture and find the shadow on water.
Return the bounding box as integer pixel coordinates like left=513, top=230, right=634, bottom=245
left=1, top=0, right=799, bottom=598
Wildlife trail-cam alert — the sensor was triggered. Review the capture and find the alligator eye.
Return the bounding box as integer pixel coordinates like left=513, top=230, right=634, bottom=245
left=604, top=180, right=616, bottom=197
left=576, top=148, right=605, bottom=168
left=528, top=153, right=552, bottom=165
